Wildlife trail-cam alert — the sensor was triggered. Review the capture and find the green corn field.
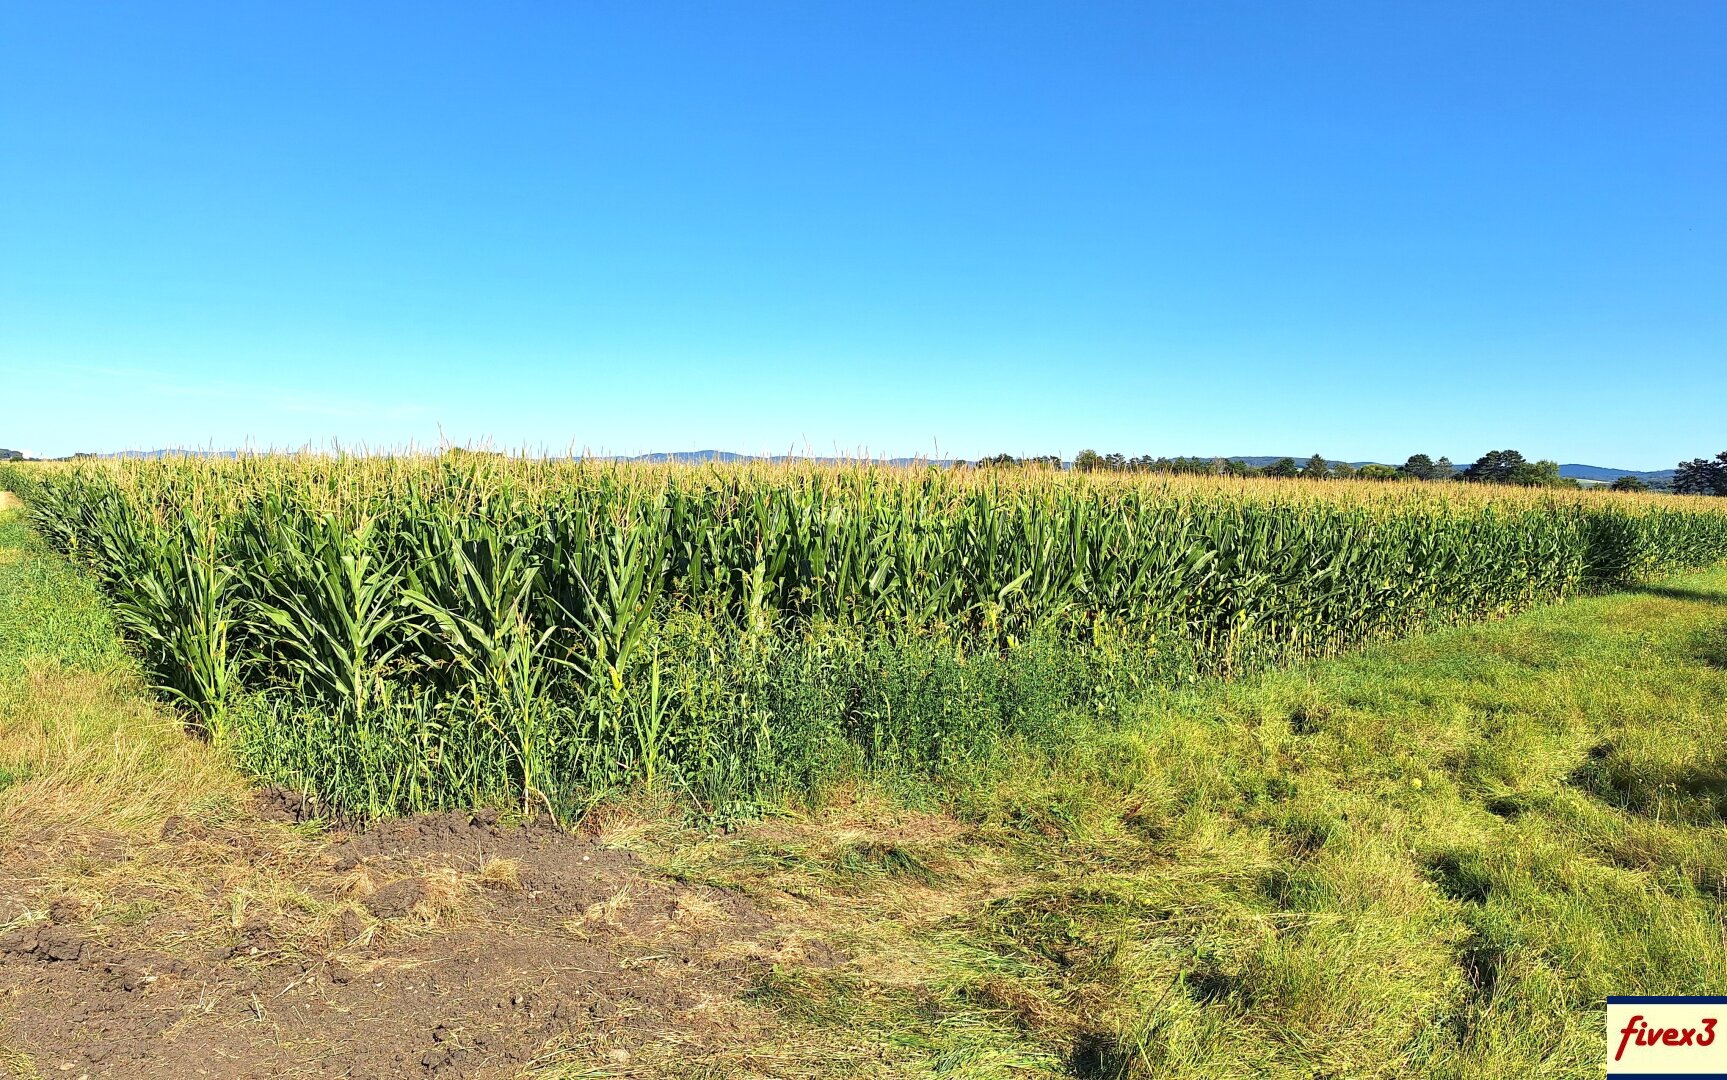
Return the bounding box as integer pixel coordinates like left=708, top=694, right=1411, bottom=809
left=5, top=455, right=1726, bottom=820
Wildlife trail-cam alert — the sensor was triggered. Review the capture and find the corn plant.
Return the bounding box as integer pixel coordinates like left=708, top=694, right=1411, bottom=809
left=5, top=455, right=1726, bottom=818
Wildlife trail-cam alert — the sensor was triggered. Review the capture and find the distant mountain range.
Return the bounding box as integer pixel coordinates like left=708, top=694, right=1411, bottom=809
left=96, top=449, right=247, bottom=460
left=617, top=450, right=938, bottom=467
left=16, top=449, right=1681, bottom=484
left=1220, top=457, right=1676, bottom=484
left=1556, top=464, right=1676, bottom=483
left=1221, top=456, right=1378, bottom=470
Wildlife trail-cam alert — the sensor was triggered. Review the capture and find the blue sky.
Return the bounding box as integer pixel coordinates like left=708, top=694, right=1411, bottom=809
left=2, top=2, right=1721, bottom=467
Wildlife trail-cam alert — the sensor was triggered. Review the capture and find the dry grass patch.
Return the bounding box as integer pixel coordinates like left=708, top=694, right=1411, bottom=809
left=476, top=856, right=523, bottom=890
left=0, top=665, right=247, bottom=842
left=0, top=1028, right=40, bottom=1080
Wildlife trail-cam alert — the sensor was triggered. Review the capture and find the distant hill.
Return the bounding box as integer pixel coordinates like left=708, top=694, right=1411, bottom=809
left=98, top=449, right=245, bottom=460
left=619, top=450, right=939, bottom=467
left=40, top=449, right=1684, bottom=484
left=1224, top=458, right=1676, bottom=484
left=621, top=453, right=1683, bottom=481
left=625, top=450, right=755, bottom=464
left=1220, top=456, right=1384, bottom=470
left=1557, top=464, right=1676, bottom=484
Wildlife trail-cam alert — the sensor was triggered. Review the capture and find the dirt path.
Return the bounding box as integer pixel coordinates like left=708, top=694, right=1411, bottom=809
left=0, top=796, right=828, bottom=1079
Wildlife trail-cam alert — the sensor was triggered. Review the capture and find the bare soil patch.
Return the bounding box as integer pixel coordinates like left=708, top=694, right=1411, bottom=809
left=0, top=794, right=828, bottom=1078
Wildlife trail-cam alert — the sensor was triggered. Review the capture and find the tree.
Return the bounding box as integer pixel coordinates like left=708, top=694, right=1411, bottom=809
left=1331, top=461, right=1357, bottom=480
left=1161, top=455, right=1219, bottom=476
left=1263, top=457, right=1300, bottom=479
left=1462, top=450, right=1529, bottom=485
left=1400, top=453, right=1437, bottom=480
left=1506, top=459, right=1572, bottom=488
left=1357, top=463, right=1399, bottom=481
left=1074, top=449, right=1103, bottom=473
left=1302, top=454, right=1330, bottom=479
left=1400, top=453, right=1455, bottom=481
left=1674, top=452, right=1727, bottom=496
left=0, top=449, right=21, bottom=462
left=1460, top=450, right=1573, bottom=487
left=1609, top=475, right=1649, bottom=492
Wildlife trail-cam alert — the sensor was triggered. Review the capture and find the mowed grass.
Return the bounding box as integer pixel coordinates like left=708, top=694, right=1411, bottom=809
left=0, top=511, right=248, bottom=838
left=624, top=568, right=1727, bottom=1078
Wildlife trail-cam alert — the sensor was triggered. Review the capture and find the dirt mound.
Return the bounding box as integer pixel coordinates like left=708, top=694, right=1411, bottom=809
left=253, top=784, right=320, bottom=823
left=0, top=807, right=826, bottom=1078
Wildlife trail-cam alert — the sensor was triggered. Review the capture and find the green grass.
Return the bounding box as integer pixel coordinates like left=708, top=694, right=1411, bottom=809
left=0, top=512, right=126, bottom=678
left=633, top=567, right=1727, bottom=1078
left=0, top=508, right=246, bottom=840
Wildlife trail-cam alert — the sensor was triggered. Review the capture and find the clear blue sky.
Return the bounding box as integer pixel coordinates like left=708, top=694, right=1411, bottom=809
left=2, top=2, right=1721, bottom=467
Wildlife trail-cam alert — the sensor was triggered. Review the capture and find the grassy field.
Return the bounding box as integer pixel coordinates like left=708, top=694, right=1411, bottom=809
left=621, top=566, right=1727, bottom=1077
left=5, top=494, right=1726, bottom=1076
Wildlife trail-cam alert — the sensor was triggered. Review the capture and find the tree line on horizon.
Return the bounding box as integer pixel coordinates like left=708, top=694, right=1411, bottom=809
left=1066, top=449, right=1571, bottom=486
left=955, top=448, right=1727, bottom=495
left=5, top=445, right=1725, bottom=495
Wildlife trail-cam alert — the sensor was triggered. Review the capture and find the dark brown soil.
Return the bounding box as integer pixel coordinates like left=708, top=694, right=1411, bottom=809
left=0, top=801, right=828, bottom=1078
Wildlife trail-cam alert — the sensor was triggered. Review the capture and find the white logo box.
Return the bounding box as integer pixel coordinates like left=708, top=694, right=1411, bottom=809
left=1609, top=997, right=1727, bottom=1078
